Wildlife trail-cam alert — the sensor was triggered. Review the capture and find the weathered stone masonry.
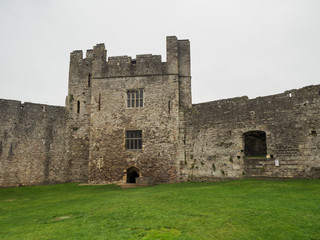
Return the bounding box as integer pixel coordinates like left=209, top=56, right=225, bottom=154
left=0, top=100, right=68, bottom=186
left=0, top=36, right=319, bottom=186
left=181, top=87, right=320, bottom=181
left=86, top=37, right=191, bottom=184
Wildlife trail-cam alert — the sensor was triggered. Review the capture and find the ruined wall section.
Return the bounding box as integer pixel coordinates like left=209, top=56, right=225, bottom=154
left=66, top=50, right=93, bottom=182
left=87, top=37, right=190, bottom=183
left=182, top=85, right=320, bottom=180
left=0, top=100, right=68, bottom=186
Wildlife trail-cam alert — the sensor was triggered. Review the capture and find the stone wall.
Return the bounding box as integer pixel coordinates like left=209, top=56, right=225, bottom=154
left=87, top=36, right=191, bottom=184
left=65, top=49, right=93, bottom=182
left=1, top=36, right=319, bottom=187
left=0, top=36, right=192, bottom=186
left=182, top=85, right=320, bottom=180
left=0, top=99, right=69, bottom=186
left=89, top=75, right=180, bottom=183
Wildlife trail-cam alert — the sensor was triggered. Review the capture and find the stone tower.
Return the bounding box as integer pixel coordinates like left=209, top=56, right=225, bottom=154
left=66, top=49, right=93, bottom=182
left=67, top=36, right=191, bottom=184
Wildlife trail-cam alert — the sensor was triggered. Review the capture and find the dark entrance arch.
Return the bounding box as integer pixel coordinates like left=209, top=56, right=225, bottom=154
left=243, top=131, right=267, bottom=157
left=126, top=166, right=140, bottom=183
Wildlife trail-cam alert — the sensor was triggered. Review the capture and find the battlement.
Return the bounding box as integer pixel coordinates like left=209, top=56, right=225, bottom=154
left=70, top=50, right=83, bottom=62
left=69, top=36, right=190, bottom=78
left=105, top=54, right=163, bottom=76
left=86, top=50, right=93, bottom=59
left=70, top=49, right=94, bottom=62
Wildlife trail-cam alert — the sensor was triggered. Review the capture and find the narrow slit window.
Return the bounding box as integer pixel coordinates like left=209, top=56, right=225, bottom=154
left=9, top=143, right=13, bottom=155
left=77, top=100, right=80, bottom=113
left=88, top=73, right=91, bottom=87
left=127, top=89, right=144, bottom=108
left=98, top=94, right=101, bottom=111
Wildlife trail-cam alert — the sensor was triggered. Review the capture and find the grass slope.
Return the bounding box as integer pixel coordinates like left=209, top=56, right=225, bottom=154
left=0, top=179, right=319, bottom=240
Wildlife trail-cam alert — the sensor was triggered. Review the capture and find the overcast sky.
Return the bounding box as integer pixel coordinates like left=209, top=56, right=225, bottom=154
left=0, top=0, right=319, bottom=106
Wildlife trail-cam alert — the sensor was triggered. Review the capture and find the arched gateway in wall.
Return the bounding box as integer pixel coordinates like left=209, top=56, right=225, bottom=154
left=126, top=166, right=140, bottom=183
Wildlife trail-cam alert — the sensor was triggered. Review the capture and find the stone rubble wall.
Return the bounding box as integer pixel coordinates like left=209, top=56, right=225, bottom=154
left=182, top=85, right=320, bottom=181
left=87, top=36, right=191, bottom=184
left=66, top=49, right=93, bottom=182
left=88, top=74, right=181, bottom=183
left=0, top=99, right=69, bottom=186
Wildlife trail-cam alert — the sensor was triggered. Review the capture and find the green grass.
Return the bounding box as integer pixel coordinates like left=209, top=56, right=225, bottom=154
left=0, top=179, right=320, bottom=240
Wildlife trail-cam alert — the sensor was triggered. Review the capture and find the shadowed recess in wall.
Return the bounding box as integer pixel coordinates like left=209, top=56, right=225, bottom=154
left=126, top=166, right=140, bottom=183
left=243, top=131, right=267, bottom=158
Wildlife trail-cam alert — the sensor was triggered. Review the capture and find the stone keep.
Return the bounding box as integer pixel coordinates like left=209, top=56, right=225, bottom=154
left=67, top=36, right=191, bottom=184
left=0, top=36, right=319, bottom=187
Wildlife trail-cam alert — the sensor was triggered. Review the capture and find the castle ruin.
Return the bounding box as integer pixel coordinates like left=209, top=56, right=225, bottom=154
left=1, top=36, right=319, bottom=187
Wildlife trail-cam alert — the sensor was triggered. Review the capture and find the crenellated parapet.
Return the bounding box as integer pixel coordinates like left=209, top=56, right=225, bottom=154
left=103, top=54, right=163, bottom=77
left=70, top=36, right=191, bottom=79
left=69, top=50, right=93, bottom=77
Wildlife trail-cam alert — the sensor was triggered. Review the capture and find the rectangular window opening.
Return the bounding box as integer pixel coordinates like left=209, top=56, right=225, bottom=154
left=125, top=130, right=142, bottom=150
left=127, top=89, right=144, bottom=108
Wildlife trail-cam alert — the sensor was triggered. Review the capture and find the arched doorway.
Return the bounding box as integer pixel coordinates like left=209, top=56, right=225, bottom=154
left=243, top=131, right=267, bottom=157
left=126, top=166, right=140, bottom=183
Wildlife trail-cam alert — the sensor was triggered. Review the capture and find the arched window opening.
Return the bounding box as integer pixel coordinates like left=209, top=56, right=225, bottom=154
left=77, top=100, right=80, bottom=113
left=126, top=166, right=140, bottom=183
left=243, top=131, right=267, bottom=158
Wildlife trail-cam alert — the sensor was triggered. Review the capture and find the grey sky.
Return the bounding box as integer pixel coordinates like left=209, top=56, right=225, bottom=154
left=0, top=0, right=319, bottom=106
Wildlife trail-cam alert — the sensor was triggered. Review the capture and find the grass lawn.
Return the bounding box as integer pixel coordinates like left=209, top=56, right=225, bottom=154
left=0, top=179, right=319, bottom=240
